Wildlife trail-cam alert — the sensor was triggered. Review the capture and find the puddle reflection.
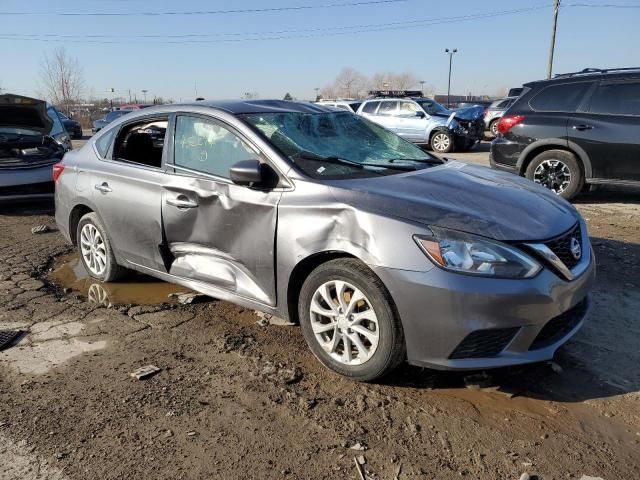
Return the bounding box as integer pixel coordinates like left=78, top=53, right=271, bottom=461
left=50, top=253, right=189, bottom=306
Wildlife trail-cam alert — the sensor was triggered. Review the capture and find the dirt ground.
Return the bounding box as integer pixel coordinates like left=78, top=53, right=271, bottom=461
left=1, top=146, right=639, bottom=479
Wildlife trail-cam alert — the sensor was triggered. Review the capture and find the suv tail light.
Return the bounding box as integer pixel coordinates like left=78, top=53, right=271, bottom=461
left=497, top=115, right=525, bottom=135
left=52, top=162, right=65, bottom=184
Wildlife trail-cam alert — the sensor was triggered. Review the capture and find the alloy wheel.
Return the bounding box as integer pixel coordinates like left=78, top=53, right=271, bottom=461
left=432, top=133, right=451, bottom=152
left=491, top=120, right=499, bottom=136
left=309, top=280, right=379, bottom=366
left=533, top=159, right=572, bottom=194
left=80, top=223, right=107, bottom=276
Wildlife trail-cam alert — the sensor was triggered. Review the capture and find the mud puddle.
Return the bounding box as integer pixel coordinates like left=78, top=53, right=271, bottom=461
left=49, top=253, right=190, bottom=306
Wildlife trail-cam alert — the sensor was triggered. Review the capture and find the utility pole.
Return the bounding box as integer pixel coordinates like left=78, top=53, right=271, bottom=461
left=142, top=89, right=148, bottom=103
left=314, top=87, right=320, bottom=101
left=445, top=48, right=457, bottom=108
left=547, top=0, right=561, bottom=79
left=420, top=80, right=425, bottom=96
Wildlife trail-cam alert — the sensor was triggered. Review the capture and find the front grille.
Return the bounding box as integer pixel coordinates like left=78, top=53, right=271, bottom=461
left=544, top=223, right=583, bottom=270
left=449, top=327, right=520, bottom=359
left=529, top=299, right=588, bottom=350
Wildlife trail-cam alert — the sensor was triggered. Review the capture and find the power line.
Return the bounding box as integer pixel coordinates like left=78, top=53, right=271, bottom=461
left=0, top=0, right=406, bottom=16
left=0, top=6, right=554, bottom=45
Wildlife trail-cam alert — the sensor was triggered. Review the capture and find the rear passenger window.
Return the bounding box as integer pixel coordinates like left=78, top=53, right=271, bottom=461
left=112, top=117, right=168, bottom=168
left=589, top=82, right=640, bottom=116
left=95, top=128, right=116, bottom=157
left=361, top=101, right=380, bottom=114
left=377, top=101, right=398, bottom=116
left=398, top=101, right=420, bottom=116
left=529, top=82, right=591, bottom=112
left=174, top=116, right=259, bottom=179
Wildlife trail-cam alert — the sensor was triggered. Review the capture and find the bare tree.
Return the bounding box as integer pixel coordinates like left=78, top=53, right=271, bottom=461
left=334, top=68, right=366, bottom=98
left=39, top=48, right=84, bottom=114
left=393, top=72, right=419, bottom=90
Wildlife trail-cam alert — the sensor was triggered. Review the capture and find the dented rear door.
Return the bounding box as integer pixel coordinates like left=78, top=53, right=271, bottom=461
left=161, top=113, right=280, bottom=306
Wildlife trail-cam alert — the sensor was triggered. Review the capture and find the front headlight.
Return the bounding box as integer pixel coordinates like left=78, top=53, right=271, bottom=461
left=414, top=227, right=541, bottom=279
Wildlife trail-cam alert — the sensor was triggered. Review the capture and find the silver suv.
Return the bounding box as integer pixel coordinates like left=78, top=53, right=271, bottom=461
left=484, top=96, right=517, bottom=136
left=356, top=97, right=484, bottom=153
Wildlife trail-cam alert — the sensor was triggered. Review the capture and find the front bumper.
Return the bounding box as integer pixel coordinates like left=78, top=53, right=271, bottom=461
left=0, top=164, right=56, bottom=201
left=372, top=248, right=595, bottom=370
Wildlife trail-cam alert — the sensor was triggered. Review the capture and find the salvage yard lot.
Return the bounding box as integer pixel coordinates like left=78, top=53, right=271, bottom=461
left=1, top=138, right=639, bottom=479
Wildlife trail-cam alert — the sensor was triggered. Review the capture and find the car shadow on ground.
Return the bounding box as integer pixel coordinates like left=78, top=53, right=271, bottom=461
left=574, top=185, right=640, bottom=204
left=0, top=200, right=54, bottom=217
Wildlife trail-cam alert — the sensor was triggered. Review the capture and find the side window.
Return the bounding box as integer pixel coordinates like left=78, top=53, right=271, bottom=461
left=589, top=82, right=640, bottom=116
left=337, top=104, right=351, bottom=111
left=46, top=107, right=65, bottom=136
left=496, top=99, right=511, bottom=108
left=398, top=101, right=420, bottom=116
left=377, top=101, right=398, bottom=116
left=174, top=116, right=259, bottom=179
left=112, top=117, right=168, bottom=168
left=95, top=128, right=116, bottom=157
left=529, top=82, right=591, bottom=112
left=361, top=101, right=380, bottom=114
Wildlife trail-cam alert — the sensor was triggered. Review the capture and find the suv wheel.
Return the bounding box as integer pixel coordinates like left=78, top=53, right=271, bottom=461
left=298, top=258, right=405, bottom=382
left=489, top=119, right=499, bottom=136
left=525, top=150, right=584, bottom=200
left=430, top=131, right=453, bottom=153
left=77, top=212, right=128, bottom=282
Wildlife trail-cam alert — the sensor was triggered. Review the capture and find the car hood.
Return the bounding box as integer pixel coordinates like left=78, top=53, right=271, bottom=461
left=432, top=106, right=484, bottom=122
left=328, top=161, right=579, bottom=241
left=0, top=94, right=52, bottom=135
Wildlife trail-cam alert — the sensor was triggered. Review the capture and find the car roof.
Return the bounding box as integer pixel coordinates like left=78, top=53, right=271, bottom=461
left=525, top=70, right=640, bottom=87
left=182, top=99, right=333, bottom=114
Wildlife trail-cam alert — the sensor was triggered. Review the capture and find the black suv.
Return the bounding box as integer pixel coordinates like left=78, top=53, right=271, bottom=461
left=490, top=68, right=640, bottom=199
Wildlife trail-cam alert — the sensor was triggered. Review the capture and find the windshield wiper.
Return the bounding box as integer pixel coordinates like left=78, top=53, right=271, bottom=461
left=297, top=151, right=364, bottom=169
left=387, top=157, right=443, bottom=165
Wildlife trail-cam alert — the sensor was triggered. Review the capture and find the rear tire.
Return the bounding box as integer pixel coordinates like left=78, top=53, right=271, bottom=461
left=525, top=150, right=584, bottom=200
left=76, top=213, right=129, bottom=282
left=430, top=130, right=454, bottom=153
left=298, top=258, right=405, bottom=382
left=489, top=119, right=499, bottom=137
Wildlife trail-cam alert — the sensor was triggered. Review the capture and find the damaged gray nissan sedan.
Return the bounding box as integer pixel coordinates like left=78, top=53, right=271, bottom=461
left=55, top=100, right=595, bottom=381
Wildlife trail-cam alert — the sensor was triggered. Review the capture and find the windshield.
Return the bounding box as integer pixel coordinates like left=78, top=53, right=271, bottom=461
left=241, top=111, right=440, bottom=179
left=415, top=100, right=449, bottom=115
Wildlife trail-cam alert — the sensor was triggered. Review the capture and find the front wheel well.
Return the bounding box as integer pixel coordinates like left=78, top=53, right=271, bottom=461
left=286, top=251, right=358, bottom=325
left=68, top=205, right=94, bottom=245
left=520, top=145, right=584, bottom=176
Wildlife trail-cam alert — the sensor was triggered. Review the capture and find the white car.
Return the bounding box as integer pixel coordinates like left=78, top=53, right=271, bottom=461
left=314, top=100, right=362, bottom=113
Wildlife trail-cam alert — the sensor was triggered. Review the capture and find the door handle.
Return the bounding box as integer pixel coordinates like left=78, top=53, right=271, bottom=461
left=166, top=195, right=198, bottom=209
left=94, top=182, right=112, bottom=193
left=572, top=124, right=593, bottom=131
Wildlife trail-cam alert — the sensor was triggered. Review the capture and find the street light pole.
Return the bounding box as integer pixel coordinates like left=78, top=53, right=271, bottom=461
left=314, top=87, right=320, bottom=101
left=547, top=0, right=561, bottom=79
left=445, top=48, right=458, bottom=108
left=142, top=89, right=148, bottom=103
left=419, top=80, right=425, bottom=96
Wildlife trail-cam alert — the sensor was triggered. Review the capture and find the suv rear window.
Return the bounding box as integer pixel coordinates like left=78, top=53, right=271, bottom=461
left=361, top=101, right=379, bottom=114
left=529, top=82, right=591, bottom=112
left=589, top=81, right=640, bottom=116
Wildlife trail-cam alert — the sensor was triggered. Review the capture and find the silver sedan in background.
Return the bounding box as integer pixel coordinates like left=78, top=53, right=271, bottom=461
left=484, top=96, right=517, bottom=136
left=55, top=100, right=594, bottom=381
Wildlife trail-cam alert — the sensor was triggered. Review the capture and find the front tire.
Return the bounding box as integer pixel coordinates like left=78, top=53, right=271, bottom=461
left=77, top=213, right=128, bottom=282
left=298, top=258, right=405, bottom=382
left=525, top=150, right=583, bottom=200
left=430, top=130, right=454, bottom=153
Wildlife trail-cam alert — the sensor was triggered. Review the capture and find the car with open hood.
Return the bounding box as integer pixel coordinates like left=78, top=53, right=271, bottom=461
left=0, top=93, right=71, bottom=201
left=356, top=97, right=484, bottom=153
left=55, top=100, right=594, bottom=381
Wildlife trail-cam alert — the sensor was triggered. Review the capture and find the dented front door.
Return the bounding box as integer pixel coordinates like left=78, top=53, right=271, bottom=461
left=161, top=114, right=281, bottom=306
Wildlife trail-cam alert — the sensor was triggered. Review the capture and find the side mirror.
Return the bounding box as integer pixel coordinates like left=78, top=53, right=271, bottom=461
left=229, top=159, right=263, bottom=186
left=416, top=111, right=426, bottom=118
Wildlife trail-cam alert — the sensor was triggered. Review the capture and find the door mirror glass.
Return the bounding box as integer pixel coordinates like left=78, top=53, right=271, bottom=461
left=229, top=159, right=263, bottom=185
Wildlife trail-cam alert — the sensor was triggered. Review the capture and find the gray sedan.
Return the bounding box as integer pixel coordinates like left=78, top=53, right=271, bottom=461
left=54, top=100, right=594, bottom=381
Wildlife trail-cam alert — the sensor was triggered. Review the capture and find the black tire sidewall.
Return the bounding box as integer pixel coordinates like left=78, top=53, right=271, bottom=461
left=76, top=213, right=121, bottom=282
left=298, top=260, right=402, bottom=381
left=525, top=150, right=584, bottom=200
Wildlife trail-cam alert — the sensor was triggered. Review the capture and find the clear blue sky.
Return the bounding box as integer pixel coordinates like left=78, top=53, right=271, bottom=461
left=0, top=0, right=638, bottom=102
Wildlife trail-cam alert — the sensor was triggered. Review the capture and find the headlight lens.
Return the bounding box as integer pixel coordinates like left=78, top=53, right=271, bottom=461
left=414, top=227, right=541, bottom=278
